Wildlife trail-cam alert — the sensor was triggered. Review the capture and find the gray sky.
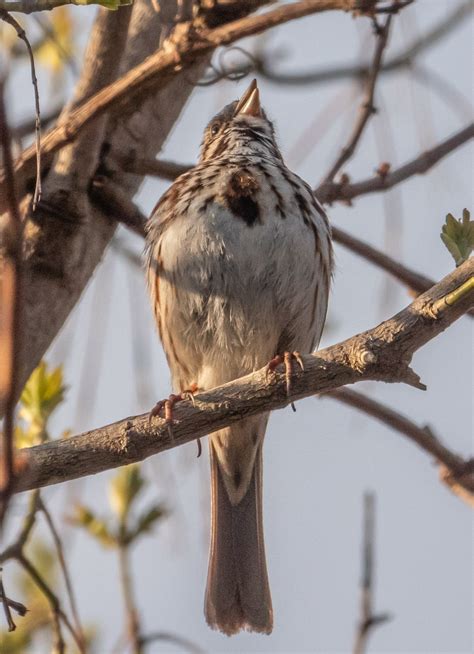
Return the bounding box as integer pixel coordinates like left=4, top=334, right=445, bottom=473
left=2, top=1, right=473, bottom=652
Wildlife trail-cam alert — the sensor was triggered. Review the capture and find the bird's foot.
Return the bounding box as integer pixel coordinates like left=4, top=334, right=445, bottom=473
left=149, top=383, right=199, bottom=437
left=266, top=351, right=304, bottom=406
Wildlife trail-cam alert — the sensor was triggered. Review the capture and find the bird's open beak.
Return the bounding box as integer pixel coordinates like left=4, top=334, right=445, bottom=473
left=235, top=79, right=262, bottom=118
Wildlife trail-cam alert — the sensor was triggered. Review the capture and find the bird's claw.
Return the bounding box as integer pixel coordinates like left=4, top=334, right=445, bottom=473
left=265, top=351, right=304, bottom=398
left=148, top=383, right=199, bottom=437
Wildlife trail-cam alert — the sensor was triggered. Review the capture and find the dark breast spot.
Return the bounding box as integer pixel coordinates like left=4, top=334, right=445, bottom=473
left=224, top=171, right=261, bottom=227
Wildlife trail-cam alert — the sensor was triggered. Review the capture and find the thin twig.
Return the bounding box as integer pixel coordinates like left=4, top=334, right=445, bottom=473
left=118, top=542, right=142, bottom=654
left=0, top=78, right=22, bottom=524
left=39, top=498, right=85, bottom=648
left=0, top=568, right=16, bottom=632
left=16, top=553, right=85, bottom=653
left=353, top=493, right=391, bottom=654
left=317, top=123, right=474, bottom=204
left=327, top=388, right=474, bottom=505
left=323, top=15, right=392, bottom=184
left=0, top=9, right=41, bottom=207
left=140, top=631, right=205, bottom=653
left=332, top=226, right=434, bottom=293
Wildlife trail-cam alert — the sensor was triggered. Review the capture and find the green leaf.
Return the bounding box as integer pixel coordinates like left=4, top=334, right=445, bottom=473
left=108, top=465, right=145, bottom=523
left=69, top=505, right=116, bottom=548
left=74, top=0, right=132, bottom=9
left=19, top=361, right=67, bottom=440
left=126, top=503, right=167, bottom=544
left=441, top=208, right=474, bottom=266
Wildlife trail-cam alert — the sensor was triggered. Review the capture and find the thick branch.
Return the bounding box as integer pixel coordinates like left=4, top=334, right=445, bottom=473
left=12, top=259, right=473, bottom=493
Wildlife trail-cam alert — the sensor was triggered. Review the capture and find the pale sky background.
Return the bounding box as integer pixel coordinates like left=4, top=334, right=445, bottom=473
left=1, top=1, right=473, bottom=653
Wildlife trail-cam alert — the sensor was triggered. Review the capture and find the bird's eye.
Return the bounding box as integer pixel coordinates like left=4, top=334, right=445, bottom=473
left=210, top=122, right=220, bottom=136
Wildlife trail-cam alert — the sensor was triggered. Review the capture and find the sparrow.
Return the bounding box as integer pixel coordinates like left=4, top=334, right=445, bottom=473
left=145, top=79, right=333, bottom=635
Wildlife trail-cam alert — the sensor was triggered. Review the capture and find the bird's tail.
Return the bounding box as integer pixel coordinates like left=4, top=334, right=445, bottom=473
left=205, top=437, right=273, bottom=636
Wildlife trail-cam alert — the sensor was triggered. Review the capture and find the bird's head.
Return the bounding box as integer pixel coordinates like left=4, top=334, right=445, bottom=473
left=199, top=79, right=282, bottom=163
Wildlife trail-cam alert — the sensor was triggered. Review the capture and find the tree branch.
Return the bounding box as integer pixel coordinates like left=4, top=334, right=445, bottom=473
left=353, top=493, right=391, bottom=654
left=316, top=123, right=474, bottom=204
left=326, top=388, right=474, bottom=505
left=0, top=80, right=23, bottom=522
left=323, top=14, right=392, bottom=184
left=0, top=0, right=131, bottom=12
left=12, top=258, right=473, bottom=494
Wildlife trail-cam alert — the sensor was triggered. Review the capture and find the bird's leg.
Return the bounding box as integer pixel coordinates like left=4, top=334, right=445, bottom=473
left=149, top=383, right=199, bottom=437
left=266, top=352, right=304, bottom=407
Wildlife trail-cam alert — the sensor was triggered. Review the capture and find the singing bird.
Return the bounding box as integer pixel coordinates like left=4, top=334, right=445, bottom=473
left=146, top=80, right=333, bottom=635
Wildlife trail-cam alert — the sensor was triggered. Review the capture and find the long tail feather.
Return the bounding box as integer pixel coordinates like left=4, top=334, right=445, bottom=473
left=205, top=441, right=273, bottom=635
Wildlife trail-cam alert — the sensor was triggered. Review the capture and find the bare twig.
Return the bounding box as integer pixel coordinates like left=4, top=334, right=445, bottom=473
left=39, top=498, right=85, bottom=647
left=11, top=259, right=474, bottom=494
left=12, top=105, right=60, bottom=140
left=0, top=9, right=41, bottom=207
left=140, top=631, right=204, bottom=653
left=0, top=568, right=16, bottom=632
left=118, top=542, right=142, bottom=654
left=353, top=493, right=391, bottom=654
left=323, top=15, right=392, bottom=184
left=116, top=156, right=191, bottom=182
left=317, top=123, right=474, bottom=204
left=253, top=1, right=472, bottom=86
left=0, top=0, right=414, bottom=199
left=16, top=553, right=85, bottom=652
left=0, top=79, right=22, bottom=522
left=327, top=388, right=474, bottom=505
left=332, top=226, right=435, bottom=294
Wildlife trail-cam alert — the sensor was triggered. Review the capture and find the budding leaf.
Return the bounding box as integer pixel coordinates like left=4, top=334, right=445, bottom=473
left=441, top=208, right=474, bottom=266
left=74, top=0, right=132, bottom=9
left=70, top=505, right=116, bottom=548
left=108, top=464, right=145, bottom=523
left=19, top=361, right=66, bottom=439
left=126, top=503, right=167, bottom=544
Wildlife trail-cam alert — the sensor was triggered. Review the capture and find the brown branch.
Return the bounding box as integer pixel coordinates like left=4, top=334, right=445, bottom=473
left=0, top=9, right=42, bottom=207
left=0, top=80, right=23, bottom=522
left=11, top=258, right=473, bottom=494
left=332, top=225, right=434, bottom=292
left=253, top=1, right=472, bottom=86
left=39, top=498, right=85, bottom=648
left=323, top=15, right=392, bottom=184
left=12, top=105, right=60, bottom=140
left=0, top=568, right=16, bottom=632
left=118, top=542, right=142, bottom=654
left=16, top=553, right=84, bottom=653
left=353, top=493, right=391, bottom=654
left=117, top=156, right=191, bottom=182
left=334, top=224, right=474, bottom=319
left=140, top=631, right=204, bottom=653
left=317, top=123, right=474, bottom=204
left=327, top=388, right=474, bottom=505
left=0, top=0, right=413, bottom=199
